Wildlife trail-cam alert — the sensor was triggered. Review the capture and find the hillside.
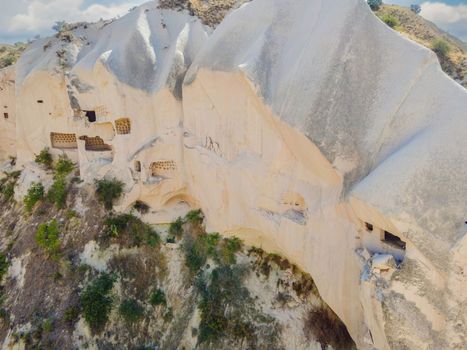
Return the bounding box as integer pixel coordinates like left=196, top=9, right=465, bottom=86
left=375, top=4, right=467, bottom=87
left=0, top=43, right=26, bottom=70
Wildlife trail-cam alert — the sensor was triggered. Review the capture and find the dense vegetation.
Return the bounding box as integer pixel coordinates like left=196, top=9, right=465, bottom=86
left=80, top=273, right=116, bottom=332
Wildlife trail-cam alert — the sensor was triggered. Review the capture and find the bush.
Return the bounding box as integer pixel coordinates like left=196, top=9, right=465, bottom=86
left=133, top=200, right=150, bottom=214
left=48, top=175, right=68, bottom=209
left=380, top=14, right=399, bottom=28
left=0, top=253, right=9, bottom=281
left=95, top=178, right=124, bottom=210
left=42, top=318, right=53, bottom=333
left=105, top=213, right=160, bottom=247
left=184, top=233, right=220, bottom=274
left=81, top=273, right=116, bottom=332
left=54, top=156, right=74, bottom=176
left=217, top=237, right=243, bottom=265
left=24, top=182, right=44, bottom=213
left=185, top=209, right=203, bottom=224
left=367, top=0, right=382, bottom=11
left=35, top=148, right=53, bottom=169
left=149, top=288, right=166, bottom=306
left=63, top=305, right=80, bottom=324
left=168, top=217, right=183, bottom=239
left=35, top=219, right=61, bottom=258
left=1, top=182, right=15, bottom=202
left=119, top=299, right=144, bottom=323
left=432, top=38, right=450, bottom=57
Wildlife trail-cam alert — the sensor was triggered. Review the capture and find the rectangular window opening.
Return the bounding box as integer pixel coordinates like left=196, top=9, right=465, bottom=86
left=84, top=110, right=96, bottom=122
left=3, top=113, right=8, bottom=119
left=383, top=231, right=406, bottom=250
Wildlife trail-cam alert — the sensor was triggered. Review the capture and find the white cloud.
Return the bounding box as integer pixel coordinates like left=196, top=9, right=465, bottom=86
left=1, top=0, right=145, bottom=42
left=420, top=2, right=467, bottom=41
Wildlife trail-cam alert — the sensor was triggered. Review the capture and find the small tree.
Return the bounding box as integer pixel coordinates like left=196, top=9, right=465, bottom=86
left=410, top=4, right=421, bottom=14
left=368, top=0, right=382, bottom=11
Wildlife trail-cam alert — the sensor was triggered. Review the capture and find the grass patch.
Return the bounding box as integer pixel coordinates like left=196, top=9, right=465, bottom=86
left=95, top=178, right=124, bottom=210
left=119, top=299, right=144, bottom=323
left=24, top=182, right=44, bottom=213
left=35, top=219, right=61, bottom=259
left=81, top=273, right=116, bottom=332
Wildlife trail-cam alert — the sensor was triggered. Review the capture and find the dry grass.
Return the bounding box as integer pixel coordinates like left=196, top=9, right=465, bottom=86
left=376, top=5, right=467, bottom=87
left=158, top=0, right=250, bottom=27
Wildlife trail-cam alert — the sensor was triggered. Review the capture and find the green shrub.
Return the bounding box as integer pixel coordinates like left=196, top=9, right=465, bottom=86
left=65, top=209, right=78, bottom=219
left=35, top=148, right=53, bottom=169
left=432, top=38, right=450, bottom=57
left=133, top=200, right=150, bottom=214
left=149, top=288, right=166, bottom=306
left=0, top=253, right=9, bottom=281
left=1, top=56, right=16, bottom=67
left=367, top=0, right=382, bottom=11
left=380, top=13, right=400, bottom=28
left=24, top=182, right=44, bottom=213
left=81, top=273, right=116, bottom=332
left=95, top=178, right=124, bottom=210
left=54, top=156, right=74, bottom=176
left=168, top=217, right=183, bottom=239
left=105, top=213, right=160, bottom=247
left=42, top=318, right=53, bottom=333
left=35, top=219, right=61, bottom=258
left=1, top=182, right=15, bottom=201
left=184, top=233, right=243, bottom=272
left=184, top=233, right=220, bottom=274
left=217, top=237, right=243, bottom=265
left=63, top=305, right=80, bottom=324
left=48, top=175, right=68, bottom=209
left=185, top=209, right=203, bottom=224
left=119, top=299, right=144, bottom=323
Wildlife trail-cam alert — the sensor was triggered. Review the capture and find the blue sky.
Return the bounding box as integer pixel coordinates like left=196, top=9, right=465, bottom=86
left=1, top=0, right=466, bottom=43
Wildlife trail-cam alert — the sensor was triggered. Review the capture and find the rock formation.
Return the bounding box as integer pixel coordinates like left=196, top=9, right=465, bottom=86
left=0, top=0, right=466, bottom=349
